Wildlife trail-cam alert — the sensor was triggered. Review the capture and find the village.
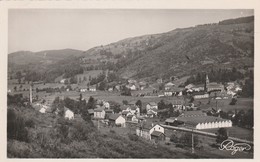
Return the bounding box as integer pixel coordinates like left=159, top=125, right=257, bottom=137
left=7, top=71, right=253, bottom=152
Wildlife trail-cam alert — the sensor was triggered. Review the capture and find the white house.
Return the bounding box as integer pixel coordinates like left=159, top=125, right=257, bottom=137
left=60, top=79, right=67, bottom=84
left=39, top=107, right=46, bottom=113
left=89, top=86, right=96, bottom=92
left=126, top=114, right=138, bottom=122
left=185, top=84, right=195, bottom=89
left=136, top=124, right=165, bottom=140
left=109, top=114, right=126, bottom=127
left=103, top=101, right=110, bottom=109
left=94, top=107, right=106, bottom=119
left=164, top=91, right=173, bottom=96
left=80, top=88, right=88, bottom=92
left=146, top=102, right=158, bottom=111
left=64, top=107, right=74, bottom=120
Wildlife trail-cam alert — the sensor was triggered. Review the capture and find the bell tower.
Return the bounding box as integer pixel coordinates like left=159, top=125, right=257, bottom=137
left=205, top=74, right=209, bottom=92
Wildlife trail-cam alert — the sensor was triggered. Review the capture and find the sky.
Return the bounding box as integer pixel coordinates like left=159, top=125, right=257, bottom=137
left=8, top=9, right=254, bottom=53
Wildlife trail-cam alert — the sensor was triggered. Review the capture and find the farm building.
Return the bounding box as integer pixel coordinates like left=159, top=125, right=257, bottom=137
left=64, top=107, right=74, bottom=120
left=136, top=123, right=165, bottom=141
left=109, top=114, right=126, bottom=127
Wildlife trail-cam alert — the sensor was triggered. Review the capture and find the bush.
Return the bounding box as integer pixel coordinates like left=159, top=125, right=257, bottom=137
left=128, top=133, right=139, bottom=141
left=7, top=109, right=29, bottom=142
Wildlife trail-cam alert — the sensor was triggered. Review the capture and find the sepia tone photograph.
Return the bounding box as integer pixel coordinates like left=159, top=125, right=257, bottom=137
left=6, top=8, right=254, bottom=159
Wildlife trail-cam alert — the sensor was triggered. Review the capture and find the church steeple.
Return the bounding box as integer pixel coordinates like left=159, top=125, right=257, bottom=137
left=205, top=74, right=209, bottom=92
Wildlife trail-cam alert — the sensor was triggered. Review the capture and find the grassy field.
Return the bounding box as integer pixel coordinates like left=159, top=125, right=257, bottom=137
left=195, top=97, right=253, bottom=112
left=203, top=126, right=253, bottom=141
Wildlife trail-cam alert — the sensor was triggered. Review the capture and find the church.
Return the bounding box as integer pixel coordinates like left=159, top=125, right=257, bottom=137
left=204, top=75, right=225, bottom=92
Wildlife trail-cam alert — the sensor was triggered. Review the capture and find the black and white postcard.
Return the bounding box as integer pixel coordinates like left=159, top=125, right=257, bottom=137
left=0, top=0, right=259, bottom=161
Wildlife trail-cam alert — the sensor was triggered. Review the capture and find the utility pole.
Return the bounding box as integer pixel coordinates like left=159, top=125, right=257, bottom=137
left=191, top=129, right=195, bottom=154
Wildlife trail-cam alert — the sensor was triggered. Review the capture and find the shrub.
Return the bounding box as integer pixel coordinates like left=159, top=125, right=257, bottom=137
left=128, top=133, right=139, bottom=141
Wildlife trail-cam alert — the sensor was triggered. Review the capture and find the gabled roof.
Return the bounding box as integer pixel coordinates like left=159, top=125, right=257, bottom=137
left=128, top=100, right=136, bottom=105
left=94, top=107, right=105, bottom=112
left=165, top=117, right=176, bottom=123
left=88, top=109, right=94, bottom=114
left=151, top=131, right=165, bottom=137
left=165, top=82, right=175, bottom=87
left=148, top=102, right=157, bottom=106
left=122, top=111, right=130, bottom=115
left=121, top=105, right=129, bottom=110
left=130, top=105, right=138, bottom=110
left=176, top=116, right=230, bottom=126
left=109, top=113, right=121, bottom=120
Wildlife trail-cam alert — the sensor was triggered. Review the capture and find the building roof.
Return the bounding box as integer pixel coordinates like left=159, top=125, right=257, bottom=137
left=165, top=117, right=176, bottom=123
left=130, top=105, right=138, bottom=110
left=180, top=110, right=206, bottom=117
left=176, top=116, right=230, bottom=126
left=109, top=113, right=121, bottom=120
left=88, top=109, right=94, bottom=114
left=105, top=109, right=113, bottom=113
left=122, top=111, right=130, bottom=115
left=151, top=131, right=165, bottom=137
left=94, top=107, right=105, bottom=112
left=165, top=82, right=175, bottom=87
left=128, top=100, right=136, bottom=105
left=121, top=105, right=129, bottom=110
left=148, top=102, right=157, bottom=106
left=193, top=92, right=208, bottom=96
left=207, top=82, right=224, bottom=88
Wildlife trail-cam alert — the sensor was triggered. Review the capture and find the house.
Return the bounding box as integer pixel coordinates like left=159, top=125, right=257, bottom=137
left=105, top=109, right=114, bottom=119
left=121, top=110, right=131, bottom=117
left=139, top=81, right=147, bottom=90
left=108, top=87, right=113, bottom=92
left=136, top=123, right=165, bottom=141
left=164, top=82, right=175, bottom=90
left=88, top=109, right=94, bottom=118
left=193, top=92, right=209, bottom=99
left=206, top=82, right=225, bottom=92
left=192, top=85, right=205, bottom=92
left=146, top=102, right=158, bottom=111
left=89, top=86, right=96, bottom=92
left=164, top=91, right=173, bottom=96
left=64, top=107, right=74, bottom=120
left=146, top=108, right=158, bottom=118
left=60, top=79, right=67, bottom=84
left=103, top=101, right=110, bottom=109
left=185, top=84, right=195, bottom=89
left=128, top=100, right=136, bottom=106
left=210, top=91, right=229, bottom=99
left=109, top=114, right=126, bottom=127
left=126, top=114, right=138, bottom=122
left=166, top=116, right=232, bottom=129
left=127, top=84, right=137, bottom=91
left=128, top=79, right=137, bottom=84
left=157, top=78, right=163, bottom=84
left=39, top=107, right=46, bottom=113
left=94, top=107, right=105, bottom=119
left=130, top=105, right=140, bottom=115
left=172, top=99, right=185, bottom=110
left=80, top=88, right=88, bottom=92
